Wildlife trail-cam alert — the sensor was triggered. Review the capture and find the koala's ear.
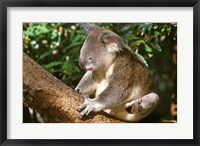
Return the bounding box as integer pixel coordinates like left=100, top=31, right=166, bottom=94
left=101, top=33, right=123, bottom=52
left=82, top=23, right=96, bottom=33
left=100, top=33, right=111, bottom=44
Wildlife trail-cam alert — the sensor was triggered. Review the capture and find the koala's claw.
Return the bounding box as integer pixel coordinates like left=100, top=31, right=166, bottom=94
left=75, top=88, right=80, bottom=93
left=78, top=97, right=94, bottom=117
left=80, top=105, right=93, bottom=117
left=78, top=103, right=87, bottom=111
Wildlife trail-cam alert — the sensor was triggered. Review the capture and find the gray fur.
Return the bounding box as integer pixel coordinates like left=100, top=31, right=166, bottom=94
left=75, top=24, right=159, bottom=122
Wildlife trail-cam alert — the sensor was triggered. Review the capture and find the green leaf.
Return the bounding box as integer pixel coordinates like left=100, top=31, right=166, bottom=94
left=154, top=44, right=162, bottom=52
left=51, top=29, right=58, bottom=39
left=130, top=40, right=144, bottom=47
left=148, top=53, right=153, bottom=58
left=63, top=42, right=83, bottom=52
left=62, top=61, right=75, bottom=75
left=43, top=61, right=63, bottom=70
left=39, top=51, right=53, bottom=60
left=72, top=34, right=81, bottom=43
left=161, top=28, right=165, bottom=32
left=154, top=31, right=160, bottom=37
left=141, top=23, right=150, bottom=35
left=124, top=34, right=141, bottom=41
left=135, top=52, right=148, bottom=67
left=145, top=44, right=153, bottom=53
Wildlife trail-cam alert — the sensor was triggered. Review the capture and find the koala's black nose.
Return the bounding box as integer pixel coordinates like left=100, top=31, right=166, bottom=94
left=79, top=58, right=85, bottom=70
left=88, top=56, right=92, bottom=61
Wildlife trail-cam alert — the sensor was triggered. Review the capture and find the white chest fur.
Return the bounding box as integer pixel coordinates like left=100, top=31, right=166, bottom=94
left=95, top=79, right=108, bottom=97
left=95, top=64, right=114, bottom=97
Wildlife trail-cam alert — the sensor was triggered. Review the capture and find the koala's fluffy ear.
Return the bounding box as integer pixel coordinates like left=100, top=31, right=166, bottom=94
left=82, top=23, right=96, bottom=33
left=100, top=33, right=112, bottom=44
left=101, top=33, right=123, bottom=53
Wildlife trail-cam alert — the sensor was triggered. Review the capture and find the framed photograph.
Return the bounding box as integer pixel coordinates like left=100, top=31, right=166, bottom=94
left=0, top=0, right=199, bottom=145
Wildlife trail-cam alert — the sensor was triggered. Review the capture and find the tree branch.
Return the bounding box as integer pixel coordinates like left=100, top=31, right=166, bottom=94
left=23, top=53, right=123, bottom=123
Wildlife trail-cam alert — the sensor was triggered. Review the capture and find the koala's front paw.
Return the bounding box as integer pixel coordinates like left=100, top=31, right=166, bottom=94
left=80, top=93, right=90, bottom=99
left=78, top=97, right=95, bottom=117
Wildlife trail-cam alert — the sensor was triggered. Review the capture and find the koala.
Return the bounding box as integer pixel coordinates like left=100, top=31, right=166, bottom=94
left=75, top=24, right=159, bottom=122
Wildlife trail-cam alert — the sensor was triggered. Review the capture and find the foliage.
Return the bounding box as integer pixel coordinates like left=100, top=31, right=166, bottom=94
left=23, top=23, right=177, bottom=121
left=23, top=23, right=85, bottom=87
left=100, top=23, right=176, bottom=65
left=23, top=23, right=176, bottom=86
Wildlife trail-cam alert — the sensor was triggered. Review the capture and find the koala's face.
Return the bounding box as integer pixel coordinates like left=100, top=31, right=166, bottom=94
left=79, top=24, right=123, bottom=71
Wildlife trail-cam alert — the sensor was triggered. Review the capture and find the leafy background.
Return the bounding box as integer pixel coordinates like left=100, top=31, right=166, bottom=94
left=23, top=23, right=177, bottom=122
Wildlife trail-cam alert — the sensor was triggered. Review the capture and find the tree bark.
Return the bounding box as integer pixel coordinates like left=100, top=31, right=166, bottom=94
left=23, top=53, right=123, bottom=123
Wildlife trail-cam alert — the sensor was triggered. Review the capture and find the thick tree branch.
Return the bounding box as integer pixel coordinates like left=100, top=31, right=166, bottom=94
left=23, top=53, right=123, bottom=123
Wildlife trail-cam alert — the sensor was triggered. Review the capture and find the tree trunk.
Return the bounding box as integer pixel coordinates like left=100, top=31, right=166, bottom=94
left=23, top=53, right=123, bottom=123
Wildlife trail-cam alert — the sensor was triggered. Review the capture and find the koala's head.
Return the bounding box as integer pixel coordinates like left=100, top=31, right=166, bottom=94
left=79, top=23, right=126, bottom=71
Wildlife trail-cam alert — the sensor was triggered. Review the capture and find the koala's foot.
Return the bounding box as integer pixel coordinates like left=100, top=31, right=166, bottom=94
left=81, top=93, right=90, bottom=99
left=78, top=94, right=105, bottom=117
left=125, top=98, right=143, bottom=113
left=78, top=95, right=95, bottom=117
left=125, top=92, right=159, bottom=114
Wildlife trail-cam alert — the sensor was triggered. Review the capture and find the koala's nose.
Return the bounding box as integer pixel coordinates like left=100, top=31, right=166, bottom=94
left=79, top=58, right=85, bottom=70
left=88, top=56, right=93, bottom=61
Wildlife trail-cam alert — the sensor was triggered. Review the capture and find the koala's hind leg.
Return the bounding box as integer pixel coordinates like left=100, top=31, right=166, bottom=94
left=124, top=93, right=159, bottom=121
